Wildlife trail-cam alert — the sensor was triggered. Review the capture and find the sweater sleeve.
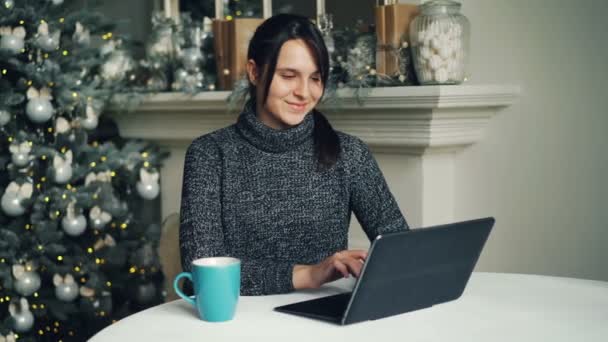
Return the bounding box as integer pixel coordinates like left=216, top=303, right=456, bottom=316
left=179, top=137, right=295, bottom=296
left=348, top=138, right=409, bottom=241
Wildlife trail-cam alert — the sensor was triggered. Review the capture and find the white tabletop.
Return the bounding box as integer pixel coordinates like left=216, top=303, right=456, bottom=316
left=90, top=272, right=608, bottom=341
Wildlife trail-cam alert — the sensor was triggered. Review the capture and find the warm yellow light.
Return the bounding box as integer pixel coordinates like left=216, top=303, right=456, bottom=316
left=25, top=224, right=31, bottom=230
left=37, top=245, right=43, bottom=251
left=57, top=256, right=63, bottom=261
left=120, top=223, right=127, bottom=229
left=95, top=258, right=101, bottom=264
left=100, top=156, right=107, bottom=162
left=66, top=184, right=72, bottom=190
left=106, top=281, right=112, bottom=287
left=33, top=292, right=38, bottom=297
left=38, top=330, right=44, bottom=336
left=62, top=50, right=69, bottom=56
left=143, top=161, right=150, bottom=168
left=74, top=266, right=81, bottom=272
left=90, top=162, right=96, bottom=167
left=59, top=18, right=65, bottom=23
left=41, top=176, right=46, bottom=182
left=110, top=171, right=116, bottom=177
left=19, top=20, right=24, bottom=25
left=40, top=304, right=45, bottom=309
left=1, top=69, right=6, bottom=75
left=27, top=80, right=32, bottom=86
left=7, top=137, right=13, bottom=142
left=129, top=267, right=137, bottom=274
left=87, top=247, right=93, bottom=254
left=41, top=155, right=47, bottom=160
left=141, top=152, right=148, bottom=158
left=72, top=92, right=78, bottom=98
left=44, top=197, right=50, bottom=202
left=62, top=193, right=67, bottom=199
left=47, top=127, right=53, bottom=133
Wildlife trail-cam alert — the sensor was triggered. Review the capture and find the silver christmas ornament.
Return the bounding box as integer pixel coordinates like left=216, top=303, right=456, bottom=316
left=26, top=98, right=54, bottom=123
left=0, top=35, right=24, bottom=53
left=61, top=214, right=86, bottom=236
left=11, top=153, right=29, bottom=168
left=0, top=109, right=11, bottom=125
left=54, top=274, right=79, bottom=302
left=9, top=142, right=31, bottom=168
left=4, top=0, right=15, bottom=9
left=136, top=168, right=160, bottom=200
left=14, top=271, right=41, bottom=296
left=53, top=151, right=73, bottom=184
left=136, top=181, right=159, bottom=200
left=2, top=182, right=32, bottom=217
left=1, top=194, right=25, bottom=216
left=181, top=47, right=204, bottom=72
left=62, top=202, right=86, bottom=236
left=9, top=298, right=34, bottom=333
left=51, top=0, right=64, bottom=5
left=36, top=34, right=60, bottom=52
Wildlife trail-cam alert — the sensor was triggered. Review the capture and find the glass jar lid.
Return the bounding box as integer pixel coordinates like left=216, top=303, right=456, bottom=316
left=420, top=0, right=462, bottom=15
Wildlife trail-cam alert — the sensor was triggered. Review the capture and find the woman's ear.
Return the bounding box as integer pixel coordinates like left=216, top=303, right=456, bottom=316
left=246, top=59, right=258, bottom=86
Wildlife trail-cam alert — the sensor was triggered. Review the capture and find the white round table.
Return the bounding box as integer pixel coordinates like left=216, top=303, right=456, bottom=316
left=90, top=273, right=608, bottom=341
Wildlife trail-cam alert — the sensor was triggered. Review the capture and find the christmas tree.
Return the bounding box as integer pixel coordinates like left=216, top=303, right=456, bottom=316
left=0, top=0, right=167, bottom=340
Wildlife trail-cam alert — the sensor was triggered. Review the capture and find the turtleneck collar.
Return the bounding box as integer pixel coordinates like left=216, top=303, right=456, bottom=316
left=235, top=100, right=314, bottom=153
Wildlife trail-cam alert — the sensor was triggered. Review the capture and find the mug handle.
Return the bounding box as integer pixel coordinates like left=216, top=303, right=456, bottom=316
left=173, top=272, right=196, bottom=306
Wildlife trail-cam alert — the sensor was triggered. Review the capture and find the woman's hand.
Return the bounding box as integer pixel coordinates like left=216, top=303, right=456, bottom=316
left=292, top=250, right=368, bottom=290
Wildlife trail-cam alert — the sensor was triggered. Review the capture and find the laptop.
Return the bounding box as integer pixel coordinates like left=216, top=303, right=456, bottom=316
left=274, top=217, right=494, bottom=325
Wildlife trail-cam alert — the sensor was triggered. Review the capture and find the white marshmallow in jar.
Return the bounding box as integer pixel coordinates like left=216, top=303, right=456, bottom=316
left=409, top=0, right=470, bottom=85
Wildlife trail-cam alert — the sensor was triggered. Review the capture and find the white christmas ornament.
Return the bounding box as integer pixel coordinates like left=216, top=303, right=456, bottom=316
left=136, top=168, right=160, bottom=200
left=9, top=141, right=32, bottom=168
left=0, top=331, right=16, bottom=342
left=85, top=170, right=112, bottom=186
left=93, top=234, right=116, bottom=251
left=53, top=150, right=73, bottom=184
left=8, top=298, right=34, bottom=333
left=73, top=22, right=90, bottom=45
left=36, top=21, right=61, bottom=52
left=55, top=117, right=71, bottom=134
left=50, top=0, right=64, bottom=5
left=12, top=265, right=41, bottom=296
left=89, top=206, right=112, bottom=230
left=1, top=182, right=32, bottom=216
left=0, top=109, right=11, bottom=125
left=81, top=102, right=99, bottom=130
left=25, top=86, right=54, bottom=123
left=61, top=201, right=86, bottom=236
left=100, top=41, right=134, bottom=81
left=4, top=0, right=15, bottom=9
left=0, top=26, right=26, bottom=54
left=53, top=274, right=79, bottom=302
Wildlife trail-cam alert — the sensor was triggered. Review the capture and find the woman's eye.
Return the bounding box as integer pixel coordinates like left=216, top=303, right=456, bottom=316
left=281, top=74, right=295, bottom=79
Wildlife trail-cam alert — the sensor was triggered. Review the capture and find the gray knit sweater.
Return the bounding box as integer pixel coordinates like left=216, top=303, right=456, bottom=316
left=179, top=103, right=409, bottom=296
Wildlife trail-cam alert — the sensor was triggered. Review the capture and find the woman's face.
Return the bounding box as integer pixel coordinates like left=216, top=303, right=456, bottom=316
left=249, top=39, right=324, bottom=130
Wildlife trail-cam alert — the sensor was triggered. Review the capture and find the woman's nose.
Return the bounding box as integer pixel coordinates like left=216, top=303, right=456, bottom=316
left=293, top=79, right=310, bottom=98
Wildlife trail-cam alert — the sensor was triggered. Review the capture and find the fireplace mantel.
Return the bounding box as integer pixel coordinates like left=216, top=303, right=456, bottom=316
left=110, top=84, right=520, bottom=244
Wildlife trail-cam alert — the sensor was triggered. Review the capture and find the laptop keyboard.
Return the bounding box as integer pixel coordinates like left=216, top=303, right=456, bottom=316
left=277, top=292, right=352, bottom=321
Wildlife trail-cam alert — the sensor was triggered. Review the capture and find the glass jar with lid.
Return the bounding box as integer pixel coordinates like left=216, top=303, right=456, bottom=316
left=409, top=0, right=470, bottom=85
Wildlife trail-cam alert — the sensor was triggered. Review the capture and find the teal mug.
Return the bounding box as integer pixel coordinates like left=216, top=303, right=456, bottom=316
left=174, top=257, right=241, bottom=322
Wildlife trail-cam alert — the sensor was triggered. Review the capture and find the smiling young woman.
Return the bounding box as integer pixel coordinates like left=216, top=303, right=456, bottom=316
left=179, top=14, right=409, bottom=296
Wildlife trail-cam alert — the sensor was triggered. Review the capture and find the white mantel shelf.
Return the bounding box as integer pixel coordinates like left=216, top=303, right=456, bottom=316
left=111, top=84, right=520, bottom=227
left=111, top=84, right=520, bottom=155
